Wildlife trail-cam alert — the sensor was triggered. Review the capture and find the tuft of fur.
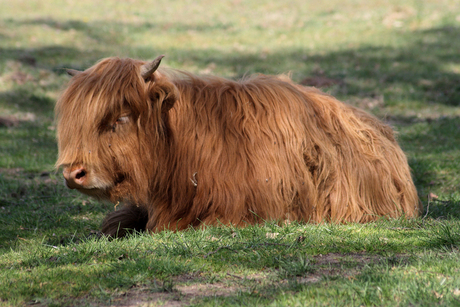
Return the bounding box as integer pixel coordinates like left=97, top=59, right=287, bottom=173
left=56, top=57, right=421, bottom=237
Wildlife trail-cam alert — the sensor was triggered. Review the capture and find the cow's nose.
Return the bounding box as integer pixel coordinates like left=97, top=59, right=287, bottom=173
left=63, top=167, right=87, bottom=189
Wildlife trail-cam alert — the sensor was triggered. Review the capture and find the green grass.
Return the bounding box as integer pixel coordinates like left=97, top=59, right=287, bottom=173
left=1, top=220, right=460, bottom=306
left=1, top=0, right=460, bottom=305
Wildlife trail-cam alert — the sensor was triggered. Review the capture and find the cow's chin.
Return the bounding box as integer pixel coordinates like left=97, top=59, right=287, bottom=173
left=76, top=187, right=111, bottom=200
left=76, top=175, right=128, bottom=203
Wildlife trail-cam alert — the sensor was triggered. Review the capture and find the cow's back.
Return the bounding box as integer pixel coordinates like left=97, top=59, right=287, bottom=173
left=158, top=72, right=419, bottom=226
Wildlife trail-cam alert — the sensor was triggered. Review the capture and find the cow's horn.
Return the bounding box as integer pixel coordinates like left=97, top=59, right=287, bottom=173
left=140, top=55, right=165, bottom=79
left=66, top=69, right=81, bottom=76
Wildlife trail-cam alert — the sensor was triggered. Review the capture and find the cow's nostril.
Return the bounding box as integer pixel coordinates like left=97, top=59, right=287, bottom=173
left=75, top=170, right=86, bottom=180
left=63, top=167, right=88, bottom=189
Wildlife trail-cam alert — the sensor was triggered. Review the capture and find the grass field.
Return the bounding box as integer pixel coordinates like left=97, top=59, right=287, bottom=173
left=1, top=0, right=460, bottom=306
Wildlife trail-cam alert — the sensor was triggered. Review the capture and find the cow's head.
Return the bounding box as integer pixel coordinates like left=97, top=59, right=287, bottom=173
left=55, top=56, right=179, bottom=203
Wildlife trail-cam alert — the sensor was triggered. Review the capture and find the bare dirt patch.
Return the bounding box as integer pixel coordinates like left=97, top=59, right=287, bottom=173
left=0, top=116, right=19, bottom=127
left=0, top=112, right=37, bottom=127
left=108, top=290, right=184, bottom=307
left=96, top=282, right=243, bottom=307
left=297, top=252, right=390, bottom=283
left=176, top=282, right=240, bottom=297
left=0, top=167, right=24, bottom=176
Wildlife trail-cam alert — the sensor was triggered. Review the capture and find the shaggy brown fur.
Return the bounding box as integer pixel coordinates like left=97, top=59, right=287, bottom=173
left=55, top=57, right=420, bottom=237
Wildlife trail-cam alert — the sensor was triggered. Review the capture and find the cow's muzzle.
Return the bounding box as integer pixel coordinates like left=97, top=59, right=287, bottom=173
left=63, top=166, right=88, bottom=189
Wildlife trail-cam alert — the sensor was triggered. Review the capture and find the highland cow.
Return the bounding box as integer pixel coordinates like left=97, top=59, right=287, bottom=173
left=55, top=55, right=420, bottom=237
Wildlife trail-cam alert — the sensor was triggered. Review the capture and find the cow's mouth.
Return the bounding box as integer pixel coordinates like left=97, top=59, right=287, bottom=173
left=67, top=173, right=127, bottom=201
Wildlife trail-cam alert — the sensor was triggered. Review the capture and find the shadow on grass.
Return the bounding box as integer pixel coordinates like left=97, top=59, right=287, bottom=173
left=0, top=121, right=57, bottom=172
left=0, top=45, right=102, bottom=73
left=1, top=15, right=460, bottom=306
left=0, top=20, right=459, bottom=242
left=0, top=89, right=56, bottom=118
left=10, top=253, right=416, bottom=306
left=5, top=227, right=459, bottom=306
left=397, top=116, right=460, bottom=206
left=18, top=17, right=234, bottom=35
left=1, top=18, right=459, bottom=104
left=156, top=26, right=460, bottom=107
left=303, top=26, right=460, bottom=106
left=0, top=172, right=112, bottom=249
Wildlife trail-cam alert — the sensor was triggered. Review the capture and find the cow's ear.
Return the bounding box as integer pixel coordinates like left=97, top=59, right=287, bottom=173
left=148, top=76, right=179, bottom=113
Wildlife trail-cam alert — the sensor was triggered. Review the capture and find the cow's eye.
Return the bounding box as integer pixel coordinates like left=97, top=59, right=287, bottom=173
left=116, top=116, right=129, bottom=124
left=111, top=116, right=130, bottom=132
